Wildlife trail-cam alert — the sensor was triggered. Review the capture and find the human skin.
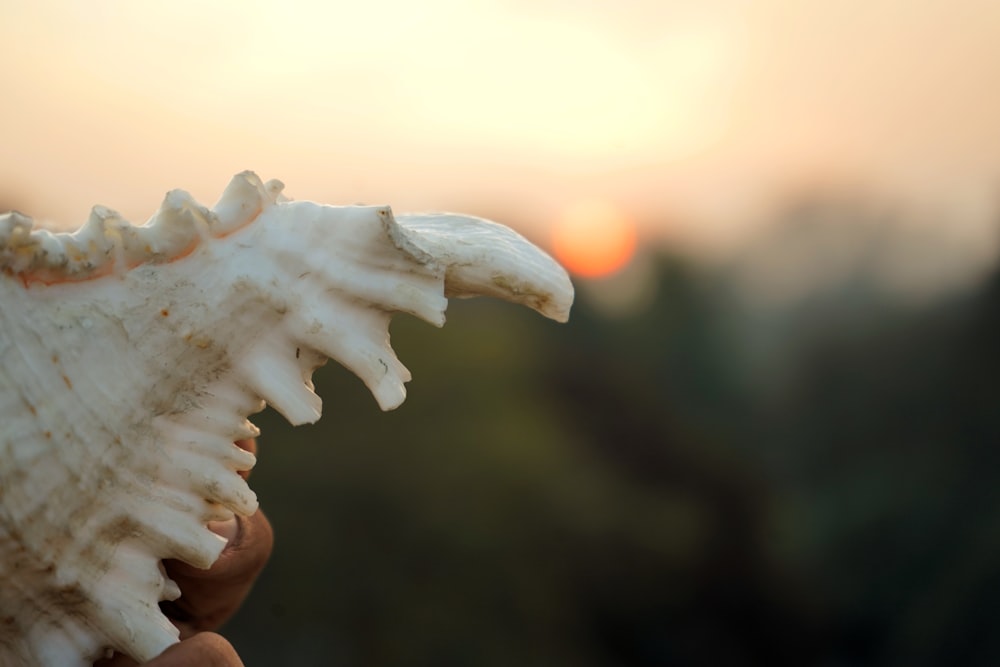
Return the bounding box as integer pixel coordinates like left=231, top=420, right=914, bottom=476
left=96, top=439, right=274, bottom=667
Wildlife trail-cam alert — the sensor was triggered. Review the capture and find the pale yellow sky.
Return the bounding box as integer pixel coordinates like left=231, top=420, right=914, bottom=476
left=2, top=0, right=999, bottom=256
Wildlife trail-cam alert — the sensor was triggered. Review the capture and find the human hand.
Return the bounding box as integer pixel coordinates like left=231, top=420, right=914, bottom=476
left=97, top=439, right=273, bottom=666
left=123, top=633, right=246, bottom=666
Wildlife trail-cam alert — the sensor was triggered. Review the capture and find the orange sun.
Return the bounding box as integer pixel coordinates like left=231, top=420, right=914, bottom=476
left=551, top=200, right=638, bottom=278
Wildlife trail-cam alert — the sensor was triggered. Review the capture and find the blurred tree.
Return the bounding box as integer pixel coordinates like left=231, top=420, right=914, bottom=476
left=224, top=221, right=1000, bottom=666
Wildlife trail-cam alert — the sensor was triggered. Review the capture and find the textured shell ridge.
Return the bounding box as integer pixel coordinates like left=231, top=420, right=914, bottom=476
left=0, top=171, right=573, bottom=665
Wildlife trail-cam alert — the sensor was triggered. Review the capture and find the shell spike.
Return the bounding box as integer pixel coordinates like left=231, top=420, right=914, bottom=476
left=77, top=205, right=116, bottom=242
left=212, top=170, right=271, bottom=232
left=235, top=335, right=323, bottom=425
left=395, top=213, right=575, bottom=322
left=91, top=593, right=179, bottom=666
left=0, top=210, right=33, bottom=245
left=82, top=206, right=129, bottom=275
left=160, top=566, right=182, bottom=601
left=132, top=502, right=227, bottom=567
left=150, top=189, right=215, bottom=242
left=263, top=178, right=287, bottom=203
left=290, top=307, right=410, bottom=411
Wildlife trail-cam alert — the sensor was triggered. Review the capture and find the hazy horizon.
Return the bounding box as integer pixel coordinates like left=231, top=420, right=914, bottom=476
left=3, top=0, right=999, bottom=267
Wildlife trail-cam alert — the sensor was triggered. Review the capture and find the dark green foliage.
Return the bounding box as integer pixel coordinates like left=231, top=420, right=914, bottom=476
left=226, top=250, right=1000, bottom=666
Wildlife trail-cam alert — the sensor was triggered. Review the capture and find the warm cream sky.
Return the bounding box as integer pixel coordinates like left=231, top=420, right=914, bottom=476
left=2, top=0, right=999, bottom=255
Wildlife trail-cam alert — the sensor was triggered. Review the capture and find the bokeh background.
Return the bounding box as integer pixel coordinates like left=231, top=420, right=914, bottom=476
left=4, top=1, right=1000, bottom=665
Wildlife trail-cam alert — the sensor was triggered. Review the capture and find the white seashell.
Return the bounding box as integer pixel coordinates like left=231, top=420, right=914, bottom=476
left=0, top=172, right=573, bottom=665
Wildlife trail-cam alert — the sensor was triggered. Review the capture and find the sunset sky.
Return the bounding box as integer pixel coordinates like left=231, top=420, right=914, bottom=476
left=2, top=0, right=1000, bottom=271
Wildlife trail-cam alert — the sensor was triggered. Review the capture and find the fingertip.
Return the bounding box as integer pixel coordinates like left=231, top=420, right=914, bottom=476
left=234, top=438, right=257, bottom=456
left=230, top=510, right=274, bottom=575
left=208, top=517, right=241, bottom=544
left=153, top=633, right=242, bottom=666
left=161, top=510, right=274, bottom=632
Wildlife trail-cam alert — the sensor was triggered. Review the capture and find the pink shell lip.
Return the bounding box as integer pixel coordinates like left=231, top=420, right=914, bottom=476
left=0, top=172, right=282, bottom=286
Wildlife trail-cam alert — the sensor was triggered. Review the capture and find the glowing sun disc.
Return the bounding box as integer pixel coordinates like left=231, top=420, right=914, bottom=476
left=551, top=200, right=638, bottom=278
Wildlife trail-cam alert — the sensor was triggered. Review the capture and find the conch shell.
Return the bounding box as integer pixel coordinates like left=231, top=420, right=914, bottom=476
left=0, top=172, right=573, bottom=665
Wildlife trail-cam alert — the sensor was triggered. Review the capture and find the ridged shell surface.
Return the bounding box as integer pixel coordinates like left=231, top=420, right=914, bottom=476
left=0, top=172, right=573, bottom=665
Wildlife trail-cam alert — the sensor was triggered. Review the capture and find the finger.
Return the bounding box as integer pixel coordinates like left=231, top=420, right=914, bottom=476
left=94, top=633, right=242, bottom=667
left=160, top=509, right=274, bottom=636
left=146, top=633, right=243, bottom=666
left=93, top=650, right=136, bottom=666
